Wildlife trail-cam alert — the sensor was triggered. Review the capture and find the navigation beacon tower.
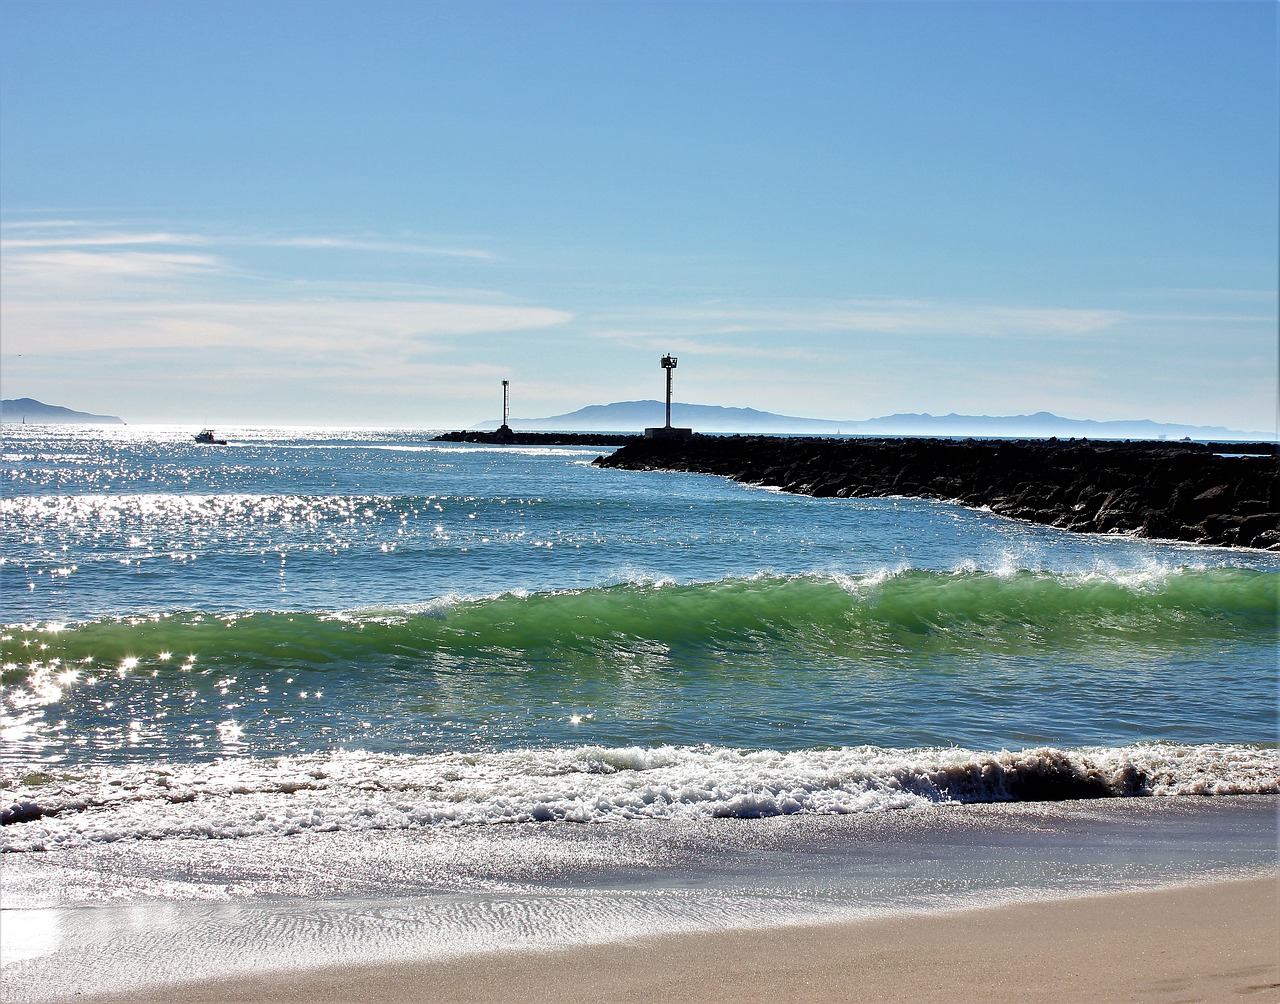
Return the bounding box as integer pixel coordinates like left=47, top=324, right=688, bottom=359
left=496, top=379, right=513, bottom=440
left=644, top=354, right=693, bottom=440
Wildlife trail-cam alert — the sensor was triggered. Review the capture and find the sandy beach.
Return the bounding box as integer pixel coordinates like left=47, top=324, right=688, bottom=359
left=58, top=876, right=1277, bottom=1004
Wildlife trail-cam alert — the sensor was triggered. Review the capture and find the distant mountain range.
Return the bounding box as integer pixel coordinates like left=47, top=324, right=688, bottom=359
left=2, top=396, right=1264, bottom=440
left=477, top=400, right=1268, bottom=441
left=1, top=398, right=126, bottom=425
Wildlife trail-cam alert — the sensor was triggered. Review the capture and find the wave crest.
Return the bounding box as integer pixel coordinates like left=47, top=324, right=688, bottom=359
left=4, top=567, right=1275, bottom=685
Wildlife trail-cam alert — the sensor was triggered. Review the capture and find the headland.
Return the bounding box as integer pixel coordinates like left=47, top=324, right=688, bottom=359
left=594, top=435, right=1280, bottom=550
left=0, top=397, right=126, bottom=425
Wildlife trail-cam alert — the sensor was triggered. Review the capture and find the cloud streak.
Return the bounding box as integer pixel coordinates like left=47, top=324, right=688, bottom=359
left=1, top=231, right=199, bottom=249
left=589, top=298, right=1128, bottom=343
left=1, top=298, right=573, bottom=355
left=4, top=249, right=224, bottom=287
left=1, top=222, right=493, bottom=260
left=261, top=236, right=495, bottom=259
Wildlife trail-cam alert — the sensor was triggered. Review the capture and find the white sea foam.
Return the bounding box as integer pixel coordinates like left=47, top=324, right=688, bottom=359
left=4, top=742, right=1276, bottom=852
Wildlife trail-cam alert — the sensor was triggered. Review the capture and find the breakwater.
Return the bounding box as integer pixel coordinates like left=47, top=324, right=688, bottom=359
left=595, top=436, right=1280, bottom=550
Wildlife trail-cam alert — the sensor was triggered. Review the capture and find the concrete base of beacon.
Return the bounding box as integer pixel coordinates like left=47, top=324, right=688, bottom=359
left=644, top=426, right=694, bottom=441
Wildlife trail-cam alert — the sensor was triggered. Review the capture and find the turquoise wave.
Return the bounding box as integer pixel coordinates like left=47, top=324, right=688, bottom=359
left=4, top=567, right=1275, bottom=681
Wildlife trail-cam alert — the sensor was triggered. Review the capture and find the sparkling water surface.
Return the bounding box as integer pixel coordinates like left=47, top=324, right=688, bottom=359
left=3, top=426, right=1275, bottom=768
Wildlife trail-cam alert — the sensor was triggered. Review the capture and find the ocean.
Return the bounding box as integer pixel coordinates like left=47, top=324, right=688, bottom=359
left=2, top=426, right=1277, bottom=999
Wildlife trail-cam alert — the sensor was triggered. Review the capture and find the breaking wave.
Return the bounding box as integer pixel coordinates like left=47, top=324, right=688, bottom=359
left=4, top=566, right=1275, bottom=680
left=3, top=741, right=1277, bottom=850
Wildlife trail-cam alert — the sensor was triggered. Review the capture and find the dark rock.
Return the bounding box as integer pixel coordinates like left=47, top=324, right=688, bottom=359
left=1186, top=484, right=1234, bottom=519
left=1200, top=514, right=1246, bottom=546
left=1251, top=529, right=1280, bottom=550
left=1238, top=513, right=1280, bottom=549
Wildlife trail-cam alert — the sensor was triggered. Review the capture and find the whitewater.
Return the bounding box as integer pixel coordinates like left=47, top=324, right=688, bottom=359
left=1, top=426, right=1276, bottom=999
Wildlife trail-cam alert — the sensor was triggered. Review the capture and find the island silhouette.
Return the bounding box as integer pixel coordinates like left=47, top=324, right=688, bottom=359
left=1, top=398, right=125, bottom=425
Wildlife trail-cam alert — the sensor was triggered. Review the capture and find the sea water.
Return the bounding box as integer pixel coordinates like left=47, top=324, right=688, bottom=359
left=2, top=426, right=1277, bottom=998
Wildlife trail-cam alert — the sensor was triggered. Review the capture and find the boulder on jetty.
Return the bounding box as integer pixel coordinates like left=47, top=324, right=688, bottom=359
left=594, top=436, right=1280, bottom=551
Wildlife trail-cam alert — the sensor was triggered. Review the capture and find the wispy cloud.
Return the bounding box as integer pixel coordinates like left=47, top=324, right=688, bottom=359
left=3, top=249, right=224, bottom=286
left=592, top=327, right=829, bottom=362
left=1, top=298, right=572, bottom=355
left=262, top=236, right=495, bottom=259
left=1, top=231, right=200, bottom=249
left=589, top=298, right=1128, bottom=342
left=0, top=220, right=494, bottom=261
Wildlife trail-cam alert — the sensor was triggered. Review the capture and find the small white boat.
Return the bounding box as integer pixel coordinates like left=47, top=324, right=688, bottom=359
left=194, top=429, right=228, bottom=445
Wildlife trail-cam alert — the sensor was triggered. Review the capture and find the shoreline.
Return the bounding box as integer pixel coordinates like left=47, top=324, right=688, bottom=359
left=57, top=875, right=1279, bottom=1004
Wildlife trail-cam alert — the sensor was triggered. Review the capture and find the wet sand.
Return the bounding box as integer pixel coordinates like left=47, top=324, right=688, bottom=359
left=65, top=875, right=1279, bottom=1004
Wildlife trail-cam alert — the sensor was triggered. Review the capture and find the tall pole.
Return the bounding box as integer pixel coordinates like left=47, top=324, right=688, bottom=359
left=502, top=380, right=509, bottom=428
left=661, top=355, right=677, bottom=428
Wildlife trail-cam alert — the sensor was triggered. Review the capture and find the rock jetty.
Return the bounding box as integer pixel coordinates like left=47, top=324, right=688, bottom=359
left=595, top=436, right=1280, bottom=550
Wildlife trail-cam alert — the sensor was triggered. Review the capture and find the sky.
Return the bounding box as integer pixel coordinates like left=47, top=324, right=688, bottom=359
left=1, top=0, right=1276, bottom=432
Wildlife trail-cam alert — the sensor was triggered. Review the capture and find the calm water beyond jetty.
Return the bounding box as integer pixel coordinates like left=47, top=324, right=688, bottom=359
left=597, top=435, right=1280, bottom=550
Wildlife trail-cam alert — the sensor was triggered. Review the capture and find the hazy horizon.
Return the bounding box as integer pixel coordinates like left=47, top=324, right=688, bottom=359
left=3, top=393, right=1272, bottom=440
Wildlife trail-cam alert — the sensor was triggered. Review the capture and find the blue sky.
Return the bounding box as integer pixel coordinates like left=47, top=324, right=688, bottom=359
left=2, top=0, right=1276, bottom=431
